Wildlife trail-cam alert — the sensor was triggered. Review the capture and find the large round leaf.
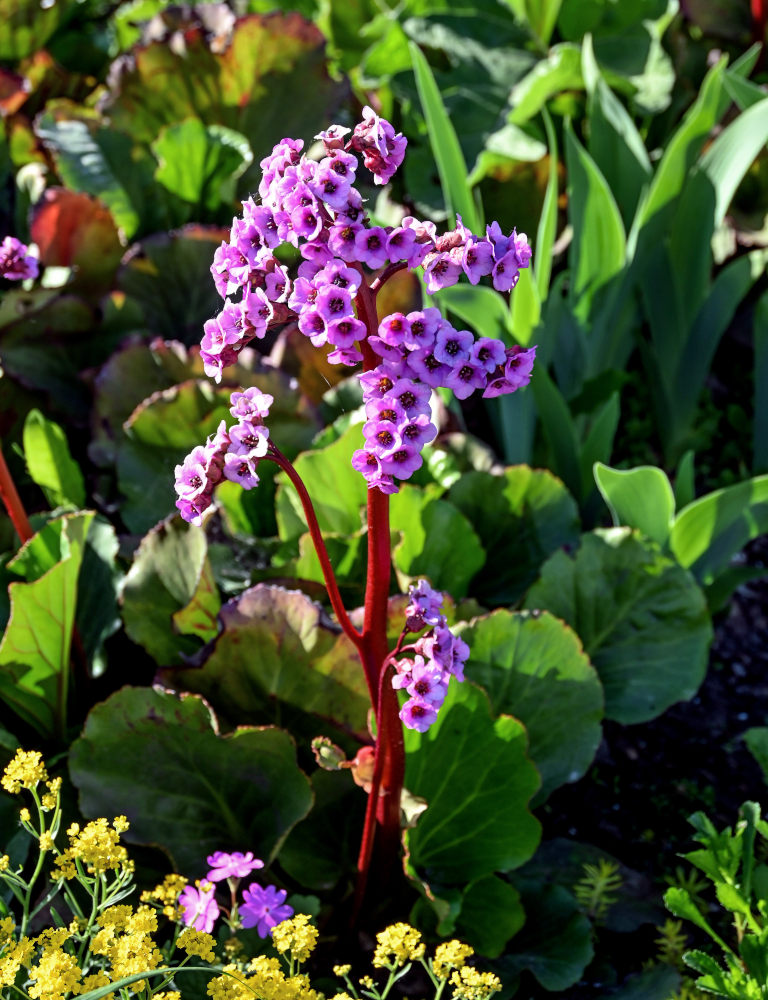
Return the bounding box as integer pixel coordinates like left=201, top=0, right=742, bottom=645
left=524, top=528, right=712, bottom=724
left=448, top=466, right=580, bottom=605
left=460, top=609, right=603, bottom=801
left=404, top=680, right=541, bottom=886
left=169, top=584, right=370, bottom=736
left=69, top=686, right=313, bottom=876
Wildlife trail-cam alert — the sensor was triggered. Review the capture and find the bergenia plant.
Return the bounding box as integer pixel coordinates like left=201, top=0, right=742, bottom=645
left=173, top=108, right=534, bottom=892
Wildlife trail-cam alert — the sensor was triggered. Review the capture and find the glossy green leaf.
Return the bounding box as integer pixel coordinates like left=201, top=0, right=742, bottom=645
left=670, top=476, right=768, bottom=585
left=153, top=119, right=252, bottom=214
left=565, top=120, right=626, bottom=315
left=69, top=686, right=313, bottom=874
left=75, top=517, right=122, bottom=675
left=34, top=111, right=141, bottom=240
left=460, top=610, right=602, bottom=801
left=674, top=451, right=695, bottom=510
left=535, top=108, right=559, bottom=300
left=404, top=680, right=541, bottom=884
left=168, top=584, right=370, bottom=735
left=448, top=466, right=580, bottom=605
left=0, top=512, right=93, bottom=738
left=22, top=409, right=85, bottom=509
left=593, top=462, right=675, bottom=546
left=390, top=485, right=485, bottom=599
left=409, top=42, right=481, bottom=232
left=525, top=529, right=712, bottom=724
left=121, top=516, right=219, bottom=666
left=454, top=876, right=525, bottom=957
left=508, top=44, right=583, bottom=126
left=699, top=96, right=768, bottom=229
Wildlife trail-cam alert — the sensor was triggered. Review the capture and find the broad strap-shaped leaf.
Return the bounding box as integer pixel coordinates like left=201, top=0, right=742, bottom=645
left=69, top=686, right=313, bottom=875
left=593, top=462, right=675, bottom=546
left=460, top=609, right=603, bottom=802
left=535, top=107, right=559, bottom=300
left=168, top=584, right=370, bottom=736
left=22, top=408, right=85, bottom=509
left=669, top=476, right=768, bottom=585
left=453, top=876, right=525, bottom=957
left=508, top=43, right=582, bottom=125
left=448, top=466, right=580, bottom=606
left=525, top=528, right=712, bottom=724
left=0, top=512, right=93, bottom=738
left=404, top=680, right=541, bottom=885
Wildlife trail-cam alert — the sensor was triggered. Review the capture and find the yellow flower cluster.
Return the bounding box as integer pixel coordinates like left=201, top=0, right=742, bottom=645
left=0, top=937, right=33, bottom=987
left=90, top=904, right=163, bottom=993
left=27, top=945, right=82, bottom=1000
left=54, top=818, right=132, bottom=878
left=449, top=966, right=501, bottom=1000
left=41, top=777, right=62, bottom=811
left=271, top=914, right=318, bottom=965
left=1, top=749, right=48, bottom=794
left=372, top=923, right=425, bottom=969
left=207, top=955, right=320, bottom=1000
left=177, top=927, right=216, bottom=962
left=141, top=873, right=188, bottom=918
left=433, top=941, right=474, bottom=980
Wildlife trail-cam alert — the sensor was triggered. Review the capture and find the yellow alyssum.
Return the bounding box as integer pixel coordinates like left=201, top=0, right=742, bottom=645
left=27, top=946, right=83, bottom=1000
left=177, top=927, right=216, bottom=963
left=372, top=923, right=425, bottom=968
left=450, top=966, right=501, bottom=1000
left=141, top=873, right=187, bottom=918
left=1, top=749, right=48, bottom=794
left=54, top=817, right=131, bottom=878
left=271, top=915, right=318, bottom=965
left=433, top=941, right=474, bottom=980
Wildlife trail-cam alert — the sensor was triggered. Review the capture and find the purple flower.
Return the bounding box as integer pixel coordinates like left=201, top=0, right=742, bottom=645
left=206, top=851, right=264, bottom=882
left=399, top=698, right=438, bottom=733
left=0, top=237, right=38, bottom=281
left=406, top=659, right=449, bottom=706
left=504, top=345, right=537, bottom=389
left=240, top=884, right=293, bottom=938
left=179, top=882, right=219, bottom=933
left=406, top=579, right=444, bottom=631
left=350, top=106, right=407, bottom=185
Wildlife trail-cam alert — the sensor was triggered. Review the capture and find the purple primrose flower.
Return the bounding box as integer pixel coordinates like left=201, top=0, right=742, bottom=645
left=240, top=883, right=294, bottom=938
left=206, top=851, right=264, bottom=882
left=179, top=881, right=219, bottom=933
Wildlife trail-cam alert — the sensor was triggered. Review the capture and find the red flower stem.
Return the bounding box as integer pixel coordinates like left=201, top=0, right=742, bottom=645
left=352, top=266, right=408, bottom=907
left=0, top=446, right=33, bottom=543
left=266, top=446, right=362, bottom=649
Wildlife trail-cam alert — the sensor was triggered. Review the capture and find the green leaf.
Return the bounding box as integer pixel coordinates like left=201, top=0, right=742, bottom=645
left=22, top=409, right=86, bottom=509
left=593, top=462, right=675, bottom=546
left=69, top=686, right=313, bottom=875
left=435, top=284, right=512, bottom=345
left=755, top=293, right=768, bottom=473
left=460, top=609, right=603, bottom=801
left=448, top=467, right=580, bottom=605
left=565, top=120, right=626, bottom=316
left=531, top=366, right=582, bottom=502
left=535, top=107, right=559, bottom=300
left=0, top=0, right=68, bottom=59
left=578, top=392, right=620, bottom=497
left=524, top=529, right=712, bottom=724
left=497, top=883, right=593, bottom=991
left=665, top=888, right=729, bottom=951
left=674, top=450, right=695, bottom=510
left=743, top=728, right=768, bottom=787
left=508, top=44, right=583, bottom=126
left=404, top=680, right=541, bottom=884
left=34, top=111, right=141, bottom=240
left=669, top=476, right=768, bottom=585
left=454, top=876, right=525, bottom=957
left=0, top=513, right=93, bottom=738
left=582, top=35, right=651, bottom=229
left=153, top=119, right=252, bottom=215
left=121, top=517, right=219, bottom=666
left=168, top=584, right=370, bottom=736
left=409, top=42, right=482, bottom=231
left=390, top=485, right=485, bottom=599
left=75, top=517, right=122, bottom=674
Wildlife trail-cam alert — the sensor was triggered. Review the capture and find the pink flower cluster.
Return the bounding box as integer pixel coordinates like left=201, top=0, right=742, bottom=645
left=178, top=850, right=293, bottom=939
left=0, top=236, right=38, bottom=281
left=173, top=387, right=273, bottom=524
left=393, top=579, right=469, bottom=732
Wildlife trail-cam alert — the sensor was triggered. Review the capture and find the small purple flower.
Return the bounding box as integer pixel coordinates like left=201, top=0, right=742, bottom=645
left=406, top=659, right=449, bottom=706
left=230, top=387, right=273, bottom=422
left=206, top=851, right=264, bottom=882
left=179, top=882, right=219, bottom=933
left=354, top=227, right=389, bottom=270
left=0, top=237, right=39, bottom=281
left=504, top=345, right=537, bottom=389
left=406, top=579, right=444, bottom=631
left=399, top=698, right=438, bottom=733
left=240, top=884, right=293, bottom=938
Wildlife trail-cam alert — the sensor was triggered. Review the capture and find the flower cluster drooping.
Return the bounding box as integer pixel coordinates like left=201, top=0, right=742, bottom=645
left=174, top=387, right=273, bottom=524
left=176, top=105, right=535, bottom=511
left=0, top=236, right=38, bottom=282
left=392, top=579, right=469, bottom=732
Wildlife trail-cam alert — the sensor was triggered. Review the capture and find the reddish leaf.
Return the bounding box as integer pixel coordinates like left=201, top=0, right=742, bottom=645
left=30, top=188, right=122, bottom=286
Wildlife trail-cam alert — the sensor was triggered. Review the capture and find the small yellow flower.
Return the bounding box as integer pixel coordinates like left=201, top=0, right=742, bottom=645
left=433, top=941, right=474, bottom=979
left=332, top=994, right=355, bottom=1000
left=450, top=967, right=501, bottom=1000
left=141, top=872, right=187, bottom=918
left=271, top=914, right=318, bottom=965
left=0, top=916, right=15, bottom=944
left=1, top=749, right=48, bottom=794
left=80, top=971, right=111, bottom=994
left=27, top=946, right=82, bottom=1000
left=359, top=975, right=375, bottom=989
left=154, top=993, right=181, bottom=1000
left=333, top=965, right=352, bottom=977
left=0, top=938, right=33, bottom=987
left=54, top=817, right=129, bottom=878
left=39, top=832, right=54, bottom=852
left=0, top=855, right=10, bottom=872
left=223, top=937, right=244, bottom=959
left=372, top=923, right=425, bottom=968
left=113, top=815, right=130, bottom=833
left=19, top=807, right=31, bottom=824
left=178, top=927, right=216, bottom=962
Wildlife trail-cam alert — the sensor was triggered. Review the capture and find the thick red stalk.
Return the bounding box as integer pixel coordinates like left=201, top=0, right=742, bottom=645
left=0, top=446, right=33, bottom=543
